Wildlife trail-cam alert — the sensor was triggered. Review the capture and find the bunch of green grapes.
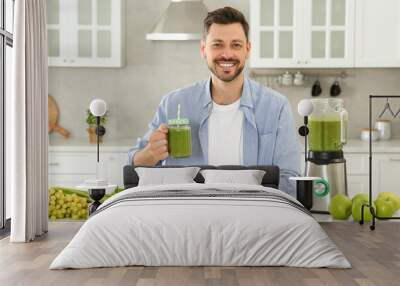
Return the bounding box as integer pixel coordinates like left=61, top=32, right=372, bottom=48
left=48, top=188, right=89, bottom=220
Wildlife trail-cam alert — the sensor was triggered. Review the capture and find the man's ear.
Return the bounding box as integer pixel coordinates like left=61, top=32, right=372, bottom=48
left=200, top=39, right=206, bottom=58
left=245, top=40, right=251, bottom=59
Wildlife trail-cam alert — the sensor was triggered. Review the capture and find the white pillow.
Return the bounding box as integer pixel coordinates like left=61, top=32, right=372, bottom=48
left=200, top=169, right=266, bottom=185
left=135, top=167, right=200, bottom=186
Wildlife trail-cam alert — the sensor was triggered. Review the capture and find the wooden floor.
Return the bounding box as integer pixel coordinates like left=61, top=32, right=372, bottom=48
left=0, top=221, right=399, bottom=286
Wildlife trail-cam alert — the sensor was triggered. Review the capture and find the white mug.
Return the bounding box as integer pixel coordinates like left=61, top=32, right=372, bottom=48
left=293, top=71, right=304, bottom=86
left=280, top=71, right=293, bottom=86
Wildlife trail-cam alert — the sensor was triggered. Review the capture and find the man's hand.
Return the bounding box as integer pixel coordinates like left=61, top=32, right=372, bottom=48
left=133, top=124, right=169, bottom=166
left=147, top=124, right=169, bottom=162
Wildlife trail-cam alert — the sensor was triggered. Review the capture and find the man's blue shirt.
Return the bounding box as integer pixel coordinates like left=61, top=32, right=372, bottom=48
left=128, top=76, right=301, bottom=196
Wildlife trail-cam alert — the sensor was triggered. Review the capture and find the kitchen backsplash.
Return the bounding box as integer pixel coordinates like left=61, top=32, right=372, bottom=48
left=48, top=0, right=400, bottom=145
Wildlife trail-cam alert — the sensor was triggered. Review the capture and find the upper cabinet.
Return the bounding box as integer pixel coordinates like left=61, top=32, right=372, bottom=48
left=250, top=0, right=355, bottom=68
left=250, top=0, right=301, bottom=68
left=355, top=0, right=400, bottom=67
left=304, top=0, right=355, bottom=68
left=47, top=0, right=125, bottom=67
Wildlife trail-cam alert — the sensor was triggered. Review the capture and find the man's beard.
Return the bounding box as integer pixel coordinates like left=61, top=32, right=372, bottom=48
left=207, top=57, right=245, bottom=83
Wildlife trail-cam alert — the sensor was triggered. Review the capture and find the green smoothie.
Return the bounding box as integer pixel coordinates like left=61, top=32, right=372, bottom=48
left=168, top=105, right=192, bottom=158
left=309, top=119, right=343, bottom=151
left=168, top=125, right=192, bottom=158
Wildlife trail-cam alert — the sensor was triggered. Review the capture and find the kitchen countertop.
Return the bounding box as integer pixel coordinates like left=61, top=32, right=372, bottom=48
left=343, top=139, right=400, bottom=153
left=49, top=138, right=400, bottom=153
left=49, top=137, right=135, bottom=152
left=301, top=139, right=400, bottom=153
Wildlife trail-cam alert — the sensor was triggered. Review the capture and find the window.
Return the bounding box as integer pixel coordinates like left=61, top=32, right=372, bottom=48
left=0, top=0, right=14, bottom=232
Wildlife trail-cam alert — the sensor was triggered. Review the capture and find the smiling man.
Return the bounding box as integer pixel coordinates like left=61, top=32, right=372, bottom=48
left=128, top=7, right=301, bottom=196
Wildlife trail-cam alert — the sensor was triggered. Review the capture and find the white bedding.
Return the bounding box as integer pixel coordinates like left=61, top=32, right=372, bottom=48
left=50, top=183, right=351, bottom=269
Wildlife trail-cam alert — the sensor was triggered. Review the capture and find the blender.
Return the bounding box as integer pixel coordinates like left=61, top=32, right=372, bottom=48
left=306, top=98, right=349, bottom=213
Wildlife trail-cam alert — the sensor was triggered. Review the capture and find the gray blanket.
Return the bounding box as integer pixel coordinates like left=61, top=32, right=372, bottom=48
left=93, top=188, right=312, bottom=217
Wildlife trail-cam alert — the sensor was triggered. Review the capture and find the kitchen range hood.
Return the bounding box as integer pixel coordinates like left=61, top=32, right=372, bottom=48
left=146, top=0, right=208, bottom=41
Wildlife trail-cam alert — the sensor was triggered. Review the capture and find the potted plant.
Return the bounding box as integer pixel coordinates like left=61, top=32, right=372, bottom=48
left=86, top=109, right=108, bottom=144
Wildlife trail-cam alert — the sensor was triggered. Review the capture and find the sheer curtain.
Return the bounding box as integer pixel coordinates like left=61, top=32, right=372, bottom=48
left=9, top=0, right=48, bottom=242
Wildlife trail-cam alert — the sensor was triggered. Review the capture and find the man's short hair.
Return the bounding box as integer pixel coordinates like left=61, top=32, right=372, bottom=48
left=203, top=7, right=249, bottom=41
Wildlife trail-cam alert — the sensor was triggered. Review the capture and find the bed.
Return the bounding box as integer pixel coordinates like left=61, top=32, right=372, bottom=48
left=49, top=165, right=351, bottom=269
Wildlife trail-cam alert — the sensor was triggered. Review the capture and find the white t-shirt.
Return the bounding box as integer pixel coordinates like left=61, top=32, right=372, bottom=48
left=208, top=99, right=244, bottom=165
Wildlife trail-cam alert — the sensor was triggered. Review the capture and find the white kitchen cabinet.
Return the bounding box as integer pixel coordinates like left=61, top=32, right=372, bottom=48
left=47, top=0, right=125, bottom=67
left=49, top=152, right=97, bottom=174
left=250, top=0, right=355, bottom=68
left=48, top=150, right=128, bottom=188
left=49, top=174, right=96, bottom=189
left=355, top=0, right=400, bottom=67
left=101, top=152, right=127, bottom=188
left=345, top=153, right=373, bottom=198
left=347, top=175, right=369, bottom=199
left=345, top=153, right=400, bottom=198
left=374, top=154, right=400, bottom=197
left=346, top=153, right=369, bottom=176
left=250, top=0, right=302, bottom=68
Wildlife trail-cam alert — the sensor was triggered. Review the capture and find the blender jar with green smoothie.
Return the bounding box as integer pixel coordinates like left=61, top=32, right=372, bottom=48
left=168, top=105, right=192, bottom=158
left=306, top=98, right=349, bottom=213
left=309, top=98, right=348, bottom=152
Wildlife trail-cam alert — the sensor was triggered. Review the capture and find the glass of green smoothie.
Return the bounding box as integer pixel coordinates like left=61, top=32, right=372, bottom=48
left=168, top=104, right=192, bottom=158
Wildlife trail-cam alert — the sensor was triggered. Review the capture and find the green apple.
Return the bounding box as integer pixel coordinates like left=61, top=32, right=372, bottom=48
left=352, top=193, right=369, bottom=204
left=329, top=194, right=352, bottom=220
left=374, top=198, right=396, bottom=218
left=377, top=192, right=400, bottom=211
left=352, top=200, right=374, bottom=222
